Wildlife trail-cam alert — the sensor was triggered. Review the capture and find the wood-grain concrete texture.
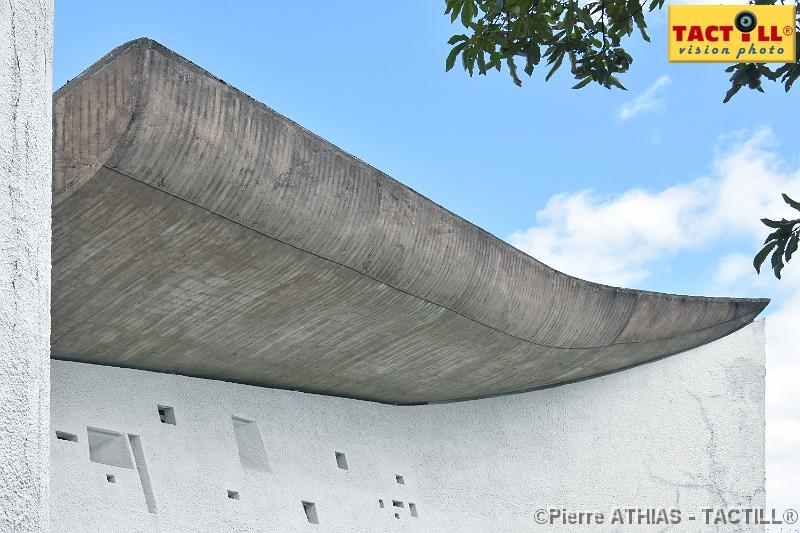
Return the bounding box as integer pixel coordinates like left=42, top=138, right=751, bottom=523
left=51, top=39, right=768, bottom=404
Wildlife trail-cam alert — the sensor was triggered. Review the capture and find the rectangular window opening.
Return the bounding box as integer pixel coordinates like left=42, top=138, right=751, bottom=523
left=302, top=501, right=319, bottom=524
left=409, top=502, right=418, bottom=517
left=232, top=416, right=270, bottom=472
left=87, top=428, right=134, bottom=469
left=378, top=499, right=384, bottom=508
left=227, top=490, right=240, bottom=500
left=335, top=451, right=348, bottom=470
left=56, top=431, right=78, bottom=442
left=106, top=474, right=116, bottom=483
left=395, top=474, right=404, bottom=485
left=157, top=405, right=176, bottom=425
left=392, top=500, right=404, bottom=508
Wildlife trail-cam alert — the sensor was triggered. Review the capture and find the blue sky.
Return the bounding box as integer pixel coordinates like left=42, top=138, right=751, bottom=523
left=55, top=0, right=799, bottom=514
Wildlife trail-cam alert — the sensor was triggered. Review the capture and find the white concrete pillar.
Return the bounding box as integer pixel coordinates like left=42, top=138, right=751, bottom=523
left=0, top=0, right=53, bottom=531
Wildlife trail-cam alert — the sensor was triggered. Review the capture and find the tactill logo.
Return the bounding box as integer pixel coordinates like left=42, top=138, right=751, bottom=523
left=668, top=5, right=796, bottom=63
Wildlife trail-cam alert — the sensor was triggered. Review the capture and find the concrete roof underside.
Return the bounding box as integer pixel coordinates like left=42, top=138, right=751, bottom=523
left=51, top=39, right=768, bottom=405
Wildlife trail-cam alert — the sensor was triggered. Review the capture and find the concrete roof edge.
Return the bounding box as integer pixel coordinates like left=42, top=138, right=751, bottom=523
left=50, top=39, right=770, bottom=403
left=54, top=37, right=772, bottom=308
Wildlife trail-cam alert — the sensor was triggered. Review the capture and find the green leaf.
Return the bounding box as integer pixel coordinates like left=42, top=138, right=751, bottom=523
left=722, top=84, right=742, bottom=103
left=633, top=10, right=650, bottom=42
left=782, top=193, right=800, bottom=212
left=772, top=244, right=785, bottom=279
left=447, top=0, right=465, bottom=22
left=545, top=53, right=564, bottom=81
left=530, top=45, right=541, bottom=66
left=448, top=34, right=468, bottom=45
left=572, top=77, right=592, bottom=89
left=754, top=241, right=778, bottom=274
left=760, top=217, right=785, bottom=229
left=507, top=57, right=522, bottom=86
left=608, top=75, right=627, bottom=90
left=461, top=0, right=474, bottom=28
left=786, top=234, right=799, bottom=262
left=524, top=45, right=540, bottom=76
left=785, top=66, right=800, bottom=91
left=764, top=225, right=792, bottom=244
left=446, top=42, right=468, bottom=71
left=463, top=48, right=476, bottom=75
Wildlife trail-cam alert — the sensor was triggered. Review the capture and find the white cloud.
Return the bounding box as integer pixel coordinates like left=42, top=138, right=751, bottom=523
left=508, top=184, right=706, bottom=285
left=507, top=127, right=800, bottom=513
left=714, top=252, right=753, bottom=286
left=616, top=75, right=671, bottom=122
left=508, top=127, right=800, bottom=286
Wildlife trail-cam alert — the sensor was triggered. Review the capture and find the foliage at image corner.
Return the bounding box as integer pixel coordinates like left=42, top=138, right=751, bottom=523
left=754, top=193, right=800, bottom=279
left=444, top=0, right=800, bottom=101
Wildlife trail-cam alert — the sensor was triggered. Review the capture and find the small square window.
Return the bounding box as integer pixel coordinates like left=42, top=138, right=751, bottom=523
left=227, top=490, right=240, bottom=500
left=106, top=474, right=116, bottom=483
left=394, top=513, right=400, bottom=519
left=395, top=474, right=404, bottom=485
left=157, top=405, right=176, bottom=425
left=335, top=451, right=348, bottom=470
left=302, top=501, right=319, bottom=524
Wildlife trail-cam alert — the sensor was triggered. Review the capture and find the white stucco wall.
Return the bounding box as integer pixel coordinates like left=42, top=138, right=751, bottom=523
left=51, top=321, right=765, bottom=532
left=0, top=1, right=52, bottom=531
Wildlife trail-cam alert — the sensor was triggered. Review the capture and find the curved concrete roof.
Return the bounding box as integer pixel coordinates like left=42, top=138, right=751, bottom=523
left=51, top=39, right=768, bottom=404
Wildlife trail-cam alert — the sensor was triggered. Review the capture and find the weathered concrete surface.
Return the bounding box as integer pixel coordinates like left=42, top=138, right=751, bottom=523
left=50, top=322, right=766, bottom=532
left=0, top=0, right=52, bottom=531
left=52, top=38, right=768, bottom=404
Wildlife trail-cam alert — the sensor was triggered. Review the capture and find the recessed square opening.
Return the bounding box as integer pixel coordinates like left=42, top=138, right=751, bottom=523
left=232, top=416, right=270, bottom=472
left=409, top=502, right=418, bottom=517
left=335, top=451, right=348, bottom=470
left=392, top=500, right=404, bottom=508
left=302, top=501, right=319, bottom=524
left=395, top=474, right=404, bottom=485
left=378, top=499, right=384, bottom=508
left=55, top=431, right=77, bottom=442
left=87, top=428, right=134, bottom=469
left=157, top=405, right=176, bottom=425
left=394, top=513, right=400, bottom=519
left=227, top=490, right=240, bottom=500
left=106, top=474, right=116, bottom=483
